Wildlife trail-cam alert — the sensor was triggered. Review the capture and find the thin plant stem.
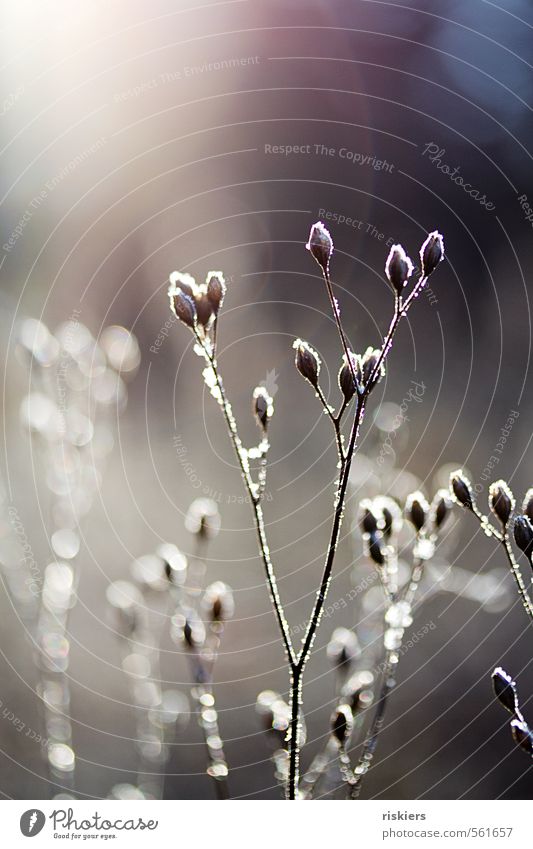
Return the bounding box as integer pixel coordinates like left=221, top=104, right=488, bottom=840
left=322, top=267, right=358, bottom=387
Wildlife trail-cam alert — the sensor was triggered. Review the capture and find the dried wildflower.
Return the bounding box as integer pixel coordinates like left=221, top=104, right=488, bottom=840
left=206, top=272, right=226, bottom=315
left=185, top=498, right=221, bottom=540
left=513, top=515, right=533, bottom=558
left=330, top=704, right=353, bottom=746
left=385, top=244, right=414, bottom=295
left=327, top=627, right=360, bottom=670
left=492, top=667, right=519, bottom=714
left=489, top=480, right=515, bottom=527
left=253, top=386, right=273, bottom=431
left=338, top=351, right=361, bottom=402
left=306, top=221, right=333, bottom=274
left=510, top=718, right=533, bottom=755
left=449, top=470, right=474, bottom=509
left=293, top=339, right=320, bottom=389
left=431, top=489, right=452, bottom=531
left=420, top=231, right=444, bottom=277
left=405, top=491, right=429, bottom=532
left=522, top=488, right=533, bottom=523
left=203, top=581, right=234, bottom=622
left=361, top=347, right=385, bottom=393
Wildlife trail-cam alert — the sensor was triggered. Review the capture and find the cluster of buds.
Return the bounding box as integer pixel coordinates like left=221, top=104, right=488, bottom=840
left=168, top=271, right=226, bottom=336
left=492, top=668, right=533, bottom=756
left=450, top=471, right=533, bottom=561
left=385, top=231, right=444, bottom=298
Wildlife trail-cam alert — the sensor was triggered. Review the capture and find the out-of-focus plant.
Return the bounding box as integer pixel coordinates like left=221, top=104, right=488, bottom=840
left=107, top=497, right=232, bottom=800
left=17, top=318, right=139, bottom=797
left=450, top=471, right=533, bottom=760
left=166, top=221, right=445, bottom=798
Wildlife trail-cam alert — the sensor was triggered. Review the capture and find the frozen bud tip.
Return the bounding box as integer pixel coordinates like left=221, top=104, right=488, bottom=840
left=253, top=386, right=273, bottom=430
left=361, top=347, right=385, bottom=393
left=449, top=470, right=474, bottom=509
left=368, top=530, right=385, bottom=566
left=359, top=499, right=379, bottom=535
left=522, top=488, right=533, bottom=523
left=510, top=718, right=533, bottom=755
left=338, top=351, right=360, bottom=402
left=169, top=287, right=197, bottom=328
left=203, top=581, right=234, bottom=623
left=405, top=491, right=429, bottom=533
left=385, top=244, right=414, bottom=295
left=492, top=667, right=518, bottom=714
left=330, top=704, right=354, bottom=746
left=205, top=271, right=226, bottom=314
left=431, top=489, right=452, bottom=530
left=489, top=480, right=515, bottom=527
left=306, top=221, right=333, bottom=274
left=185, top=498, right=221, bottom=540
left=513, top=514, right=533, bottom=558
left=293, top=339, right=320, bottom=388
left=420, top=231, right=444, bottom=277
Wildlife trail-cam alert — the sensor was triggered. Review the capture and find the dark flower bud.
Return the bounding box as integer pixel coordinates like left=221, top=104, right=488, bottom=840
left=513, top=515, right=533, bottom=558
left=327, top=627, right=360, bottom=670
left=489, top=480, right=515, bottom=527
left=293, top=339, right=320, bottom=389
left=522, top=488, right=533, bottom=523
left=420, top=230, right=444, bottom=277
left=375, top=496, right=402, bottom=540
left=306, top=221, right=333, bottom=274
left=431, top=489, right=452, bottom=531
left=203, top=581, right=234, bottom=623
left=492, top=667, right=519, bottom=714
left=169, top=289, right=196, bottom=328
left=359, top=499, right=379, bottom=535
left=361, top=347, right=385, bottom=393
left=206, top=271, right=226, bottom=315
left=253, top=386, right=273, bottom=431
left=195, top=295, right=214, bottom=329
left=338, top=351, right=360, bottom=402
left=368, top=531, right=385, bottom=566
left=385, top=244, right=414, bottom=295
left=449, top=470, right=474, bottom=509
left=172, top=610, right=205, bottom=649
left=405, top=491, right=429, bottom=532
left=169, top=271, right=195, bottom=299
left=330, top=704, right=354, bottom=746
left=510, top=718, right=533, bottom=755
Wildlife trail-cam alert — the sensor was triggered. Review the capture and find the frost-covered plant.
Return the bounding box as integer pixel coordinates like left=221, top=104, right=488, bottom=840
left=167, top=221, right=445, bottom=798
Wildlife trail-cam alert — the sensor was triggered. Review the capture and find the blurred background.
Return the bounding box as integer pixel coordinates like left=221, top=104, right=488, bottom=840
left=0, top=0, right=533, bottom=800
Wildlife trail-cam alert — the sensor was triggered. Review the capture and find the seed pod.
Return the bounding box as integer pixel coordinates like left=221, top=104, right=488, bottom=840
left=327, top=627, right=360, bottom=670
left=368, top=531, right=385, bottom=566
left=338, top=351, right=360, bottom=402
left=206, top=271, right=226, bottom=315
left=203, top=581, right=234, bottom=623
left=513, top=515, right=533, bottom=558
left=195, top=294, right=214, bottom=329
left=420, top=230, right=444, bottom=277
left=361, top=347, right=385, bottom=393
left=293, top=339, right=320, bottom=389
left=431, top=489, right=452, bottom=531
left=522, top=488, right=533, bottom=523
left=489, top=480, right=515, bottom=527
left=449, top=470, right=474, bottom=509
left=385, top=244, right=414, bottom=295
left=510, top=718, right=533, bottom=755
left=306, top=221, right=333, bottom=274
left=359, top=499, right=379, bottom=535
left=253, top=386, right=273, bottom=431
left=331, top=704, right=353, bottom=746
left=492, top=667, right=519, bottom=714
left=170, top=289, right=197, bottom=328
left=405, top=491, right=429, bottom=532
